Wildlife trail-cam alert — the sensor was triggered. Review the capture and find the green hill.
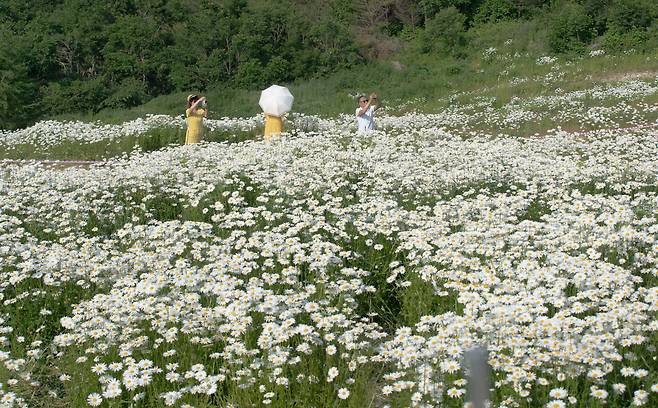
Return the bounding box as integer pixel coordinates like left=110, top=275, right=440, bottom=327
left=1, top=0, right=657, bottom=129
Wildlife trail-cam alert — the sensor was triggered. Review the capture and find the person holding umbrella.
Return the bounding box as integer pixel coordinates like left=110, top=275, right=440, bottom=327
left=185, top=94, right=207, bottom=144
left=259, top=85, right=294, bottom=141
left=356, top=93, right=380, bottom=132
left=263, top=113, right=284, bottom=141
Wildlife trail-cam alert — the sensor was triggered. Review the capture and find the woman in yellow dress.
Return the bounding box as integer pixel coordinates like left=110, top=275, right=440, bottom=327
left=263, top=113, right=283, bottom=141
left=185, top=94, right=207, bottom=144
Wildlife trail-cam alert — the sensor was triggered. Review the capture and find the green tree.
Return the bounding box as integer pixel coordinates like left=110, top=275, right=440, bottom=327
left=0, top=0, right=64, bottom=25
left=102, top=77, right=149, bottom=109
left=606, top=0, right=657, bottom=32
left=307, top=19, right=362, bottom=73
left=102, top=15, right=166, bottom=84
left=474, top=0, right=517, bottom=24
left=422, top=6, right=467, bottom=55
left=547, top=1, right=595, bottom=53
left=233, top=58, right=265, bottom=88
left=577, top=0, right=611, bottom=33
left=602, top=0, right=658, bottom=53
left=418, top=0, right=474, bottom=22
left=40, top=78, right=109, bottom=115
left=330, top=0, right=357, bottom=25
left=0, top=29, right=37, bottom=129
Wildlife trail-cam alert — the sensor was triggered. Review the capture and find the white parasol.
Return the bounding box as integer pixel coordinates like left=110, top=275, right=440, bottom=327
left=259, top=85, right=294, bottom=117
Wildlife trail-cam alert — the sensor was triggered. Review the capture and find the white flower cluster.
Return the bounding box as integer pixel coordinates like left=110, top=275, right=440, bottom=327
left=0, top=115, right=180, bottom=148
left=483, top=47, right=498, bottom=60
left=536, top=56, right=558, bottom=65
left=0, top=112, right=346, bottom=155
left=378, top=78, right=658, bottom=132
left=0, top=114, right=266, bottom=150
left=0, top=106, right=657, bottom=407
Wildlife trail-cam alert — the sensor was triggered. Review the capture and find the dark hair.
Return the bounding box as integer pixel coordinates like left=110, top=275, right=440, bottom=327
left=187, top=95, right=199, bottom=108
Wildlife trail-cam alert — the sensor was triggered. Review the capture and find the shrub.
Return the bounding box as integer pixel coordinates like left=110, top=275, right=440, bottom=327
left=0, top=30, right=37, bottom=129
left=601, top=0, right=658, bottom=53
left=422, top=6, right=467, bottom=56
left=103, top=78, right=149, bottom=109
left=40, top=78, right=109, bottom=115
left=578, top=0, right=612, bottom=34
left=419, top=0, right=469, bottom=21
left=233, top=59, right=266, bottom=89
left=445, top=62, right=464, bottom=75
left=606, top=0, right=656, bottom=33
left=547, top=2, right=595, bottom=54
left=647, top=20, right=658, bottom=50
left=468, top=18, right=546, bottom=56
left=263, top=56, right=291, bottom=84
left=602, top=28, right=650, bottom=53
left=474, top=0, right=517, bottom=24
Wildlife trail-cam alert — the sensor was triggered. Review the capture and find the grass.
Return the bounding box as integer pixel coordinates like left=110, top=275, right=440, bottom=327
left=47, top=45, right=657, bottom=126
left=2, top=18, right=658, bottom=407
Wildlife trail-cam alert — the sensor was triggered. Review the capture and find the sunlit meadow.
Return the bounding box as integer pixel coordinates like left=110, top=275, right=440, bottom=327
left=0, top=56, right=657, bottom=408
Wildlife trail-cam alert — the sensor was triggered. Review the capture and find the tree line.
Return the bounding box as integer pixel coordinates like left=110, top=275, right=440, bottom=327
left=1, top=0, right=656, bottom=129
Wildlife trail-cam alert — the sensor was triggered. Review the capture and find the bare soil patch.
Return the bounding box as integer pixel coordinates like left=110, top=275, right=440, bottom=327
left=603, top=71, right=657, bottom=82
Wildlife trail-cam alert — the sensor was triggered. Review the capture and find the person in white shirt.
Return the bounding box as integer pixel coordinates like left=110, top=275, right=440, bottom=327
left=355, top=93, right=380, bottom=131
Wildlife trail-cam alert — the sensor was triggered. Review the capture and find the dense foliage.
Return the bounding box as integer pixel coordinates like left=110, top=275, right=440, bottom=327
left=0, top=0, right=656, bottom=128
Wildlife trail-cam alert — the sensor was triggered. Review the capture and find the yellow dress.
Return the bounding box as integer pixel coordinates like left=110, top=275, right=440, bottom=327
left=263, top=114, right=283, bottom=141
left=185, top=108, right=206, bottom=144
